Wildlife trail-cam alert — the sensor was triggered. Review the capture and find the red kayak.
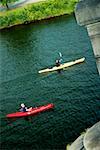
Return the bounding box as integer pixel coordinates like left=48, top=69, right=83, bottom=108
left=6, top=103, right=54, bottom=118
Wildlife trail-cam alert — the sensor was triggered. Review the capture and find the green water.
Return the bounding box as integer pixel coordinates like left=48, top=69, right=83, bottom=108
left=0, top=15, right=100, bottom=150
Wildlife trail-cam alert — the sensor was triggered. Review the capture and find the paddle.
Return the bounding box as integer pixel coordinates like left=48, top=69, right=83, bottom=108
left=59, top=52, right=62, bottom=57
left=59, top=52, right=63, bottom=63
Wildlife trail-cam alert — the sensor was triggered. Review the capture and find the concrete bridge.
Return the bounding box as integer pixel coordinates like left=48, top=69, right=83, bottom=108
left=75, top=0, right=100, bottom=75
left=67, top=1, right=100, bottom=149
left=67, top=121, right=100, bottom=150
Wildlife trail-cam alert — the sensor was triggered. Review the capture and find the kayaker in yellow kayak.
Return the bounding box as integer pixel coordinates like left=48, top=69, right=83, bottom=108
left=55, top=59, right=61, bottom=67
left=56, top=52, right=63, bottom=66
left=55, top=52, right=63, bottom=73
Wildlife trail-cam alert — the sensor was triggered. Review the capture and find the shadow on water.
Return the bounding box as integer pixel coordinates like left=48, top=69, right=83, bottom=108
left=1, top=28, right=32, bottom=51
left=1, top=116, right=35, bottom=130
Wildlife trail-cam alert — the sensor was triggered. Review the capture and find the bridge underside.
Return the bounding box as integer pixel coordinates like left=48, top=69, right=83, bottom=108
left=75, top=0, right=100, bottom=75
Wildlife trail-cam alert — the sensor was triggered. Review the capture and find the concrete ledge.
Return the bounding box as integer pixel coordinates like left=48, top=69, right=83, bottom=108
left=87, top=22, right=100, bottom=37
left=75, top=0, right=100, bottom=75
left=84, top=122, right=100, bottom=150
left=75, top=0, right=100, bottom=26
left=67, top=122, right=100, bottom=150
left=67, top=134, right=86, bottom=150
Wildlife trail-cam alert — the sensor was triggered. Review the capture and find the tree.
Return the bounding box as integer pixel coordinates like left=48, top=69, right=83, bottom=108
left=0, top=0, right=18, bottom=9
left=0, top=0, right=9, bottom=9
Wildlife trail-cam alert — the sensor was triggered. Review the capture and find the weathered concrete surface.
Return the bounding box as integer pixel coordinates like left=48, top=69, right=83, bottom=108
left=67, top=134, right=86, bottom=150
left=84, top=121, right=100, bottom=150
left=87, top=22, right=100, bottom=74
left=75, top=0, right=100, bottom=26
left=67, top=122, right=100, bottom=150
left=75, top=0, right=100, bottom=75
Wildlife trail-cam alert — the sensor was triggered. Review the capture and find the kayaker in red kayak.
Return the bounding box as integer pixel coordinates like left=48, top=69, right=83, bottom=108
left=20, top=103, right=32, bottom=112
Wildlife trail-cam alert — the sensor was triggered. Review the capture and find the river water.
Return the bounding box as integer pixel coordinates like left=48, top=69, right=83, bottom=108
left=0, top=15, right=100, bottom=150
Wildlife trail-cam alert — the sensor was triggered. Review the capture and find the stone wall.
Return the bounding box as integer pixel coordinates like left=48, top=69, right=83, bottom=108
left=67, top=121, right=100, bottom=150
left=75, top=0, right=100, bottom=75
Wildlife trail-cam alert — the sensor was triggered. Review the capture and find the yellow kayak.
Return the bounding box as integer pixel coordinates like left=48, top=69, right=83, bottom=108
left=38, top=57, right=85, bottom=74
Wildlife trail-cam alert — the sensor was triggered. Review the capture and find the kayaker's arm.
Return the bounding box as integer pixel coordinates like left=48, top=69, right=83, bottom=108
left=26, top=107, right=32, bottom=112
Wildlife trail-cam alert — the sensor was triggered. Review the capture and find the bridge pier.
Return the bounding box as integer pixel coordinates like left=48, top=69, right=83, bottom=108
left=75, top=0, right=100, bottom=75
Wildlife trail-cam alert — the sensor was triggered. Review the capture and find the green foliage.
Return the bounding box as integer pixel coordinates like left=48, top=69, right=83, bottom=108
left=0, top=0, right=78, bottom=29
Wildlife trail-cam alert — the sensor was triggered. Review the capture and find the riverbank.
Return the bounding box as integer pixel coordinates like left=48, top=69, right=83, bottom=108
left=0, top=0, right=78, bottom=29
